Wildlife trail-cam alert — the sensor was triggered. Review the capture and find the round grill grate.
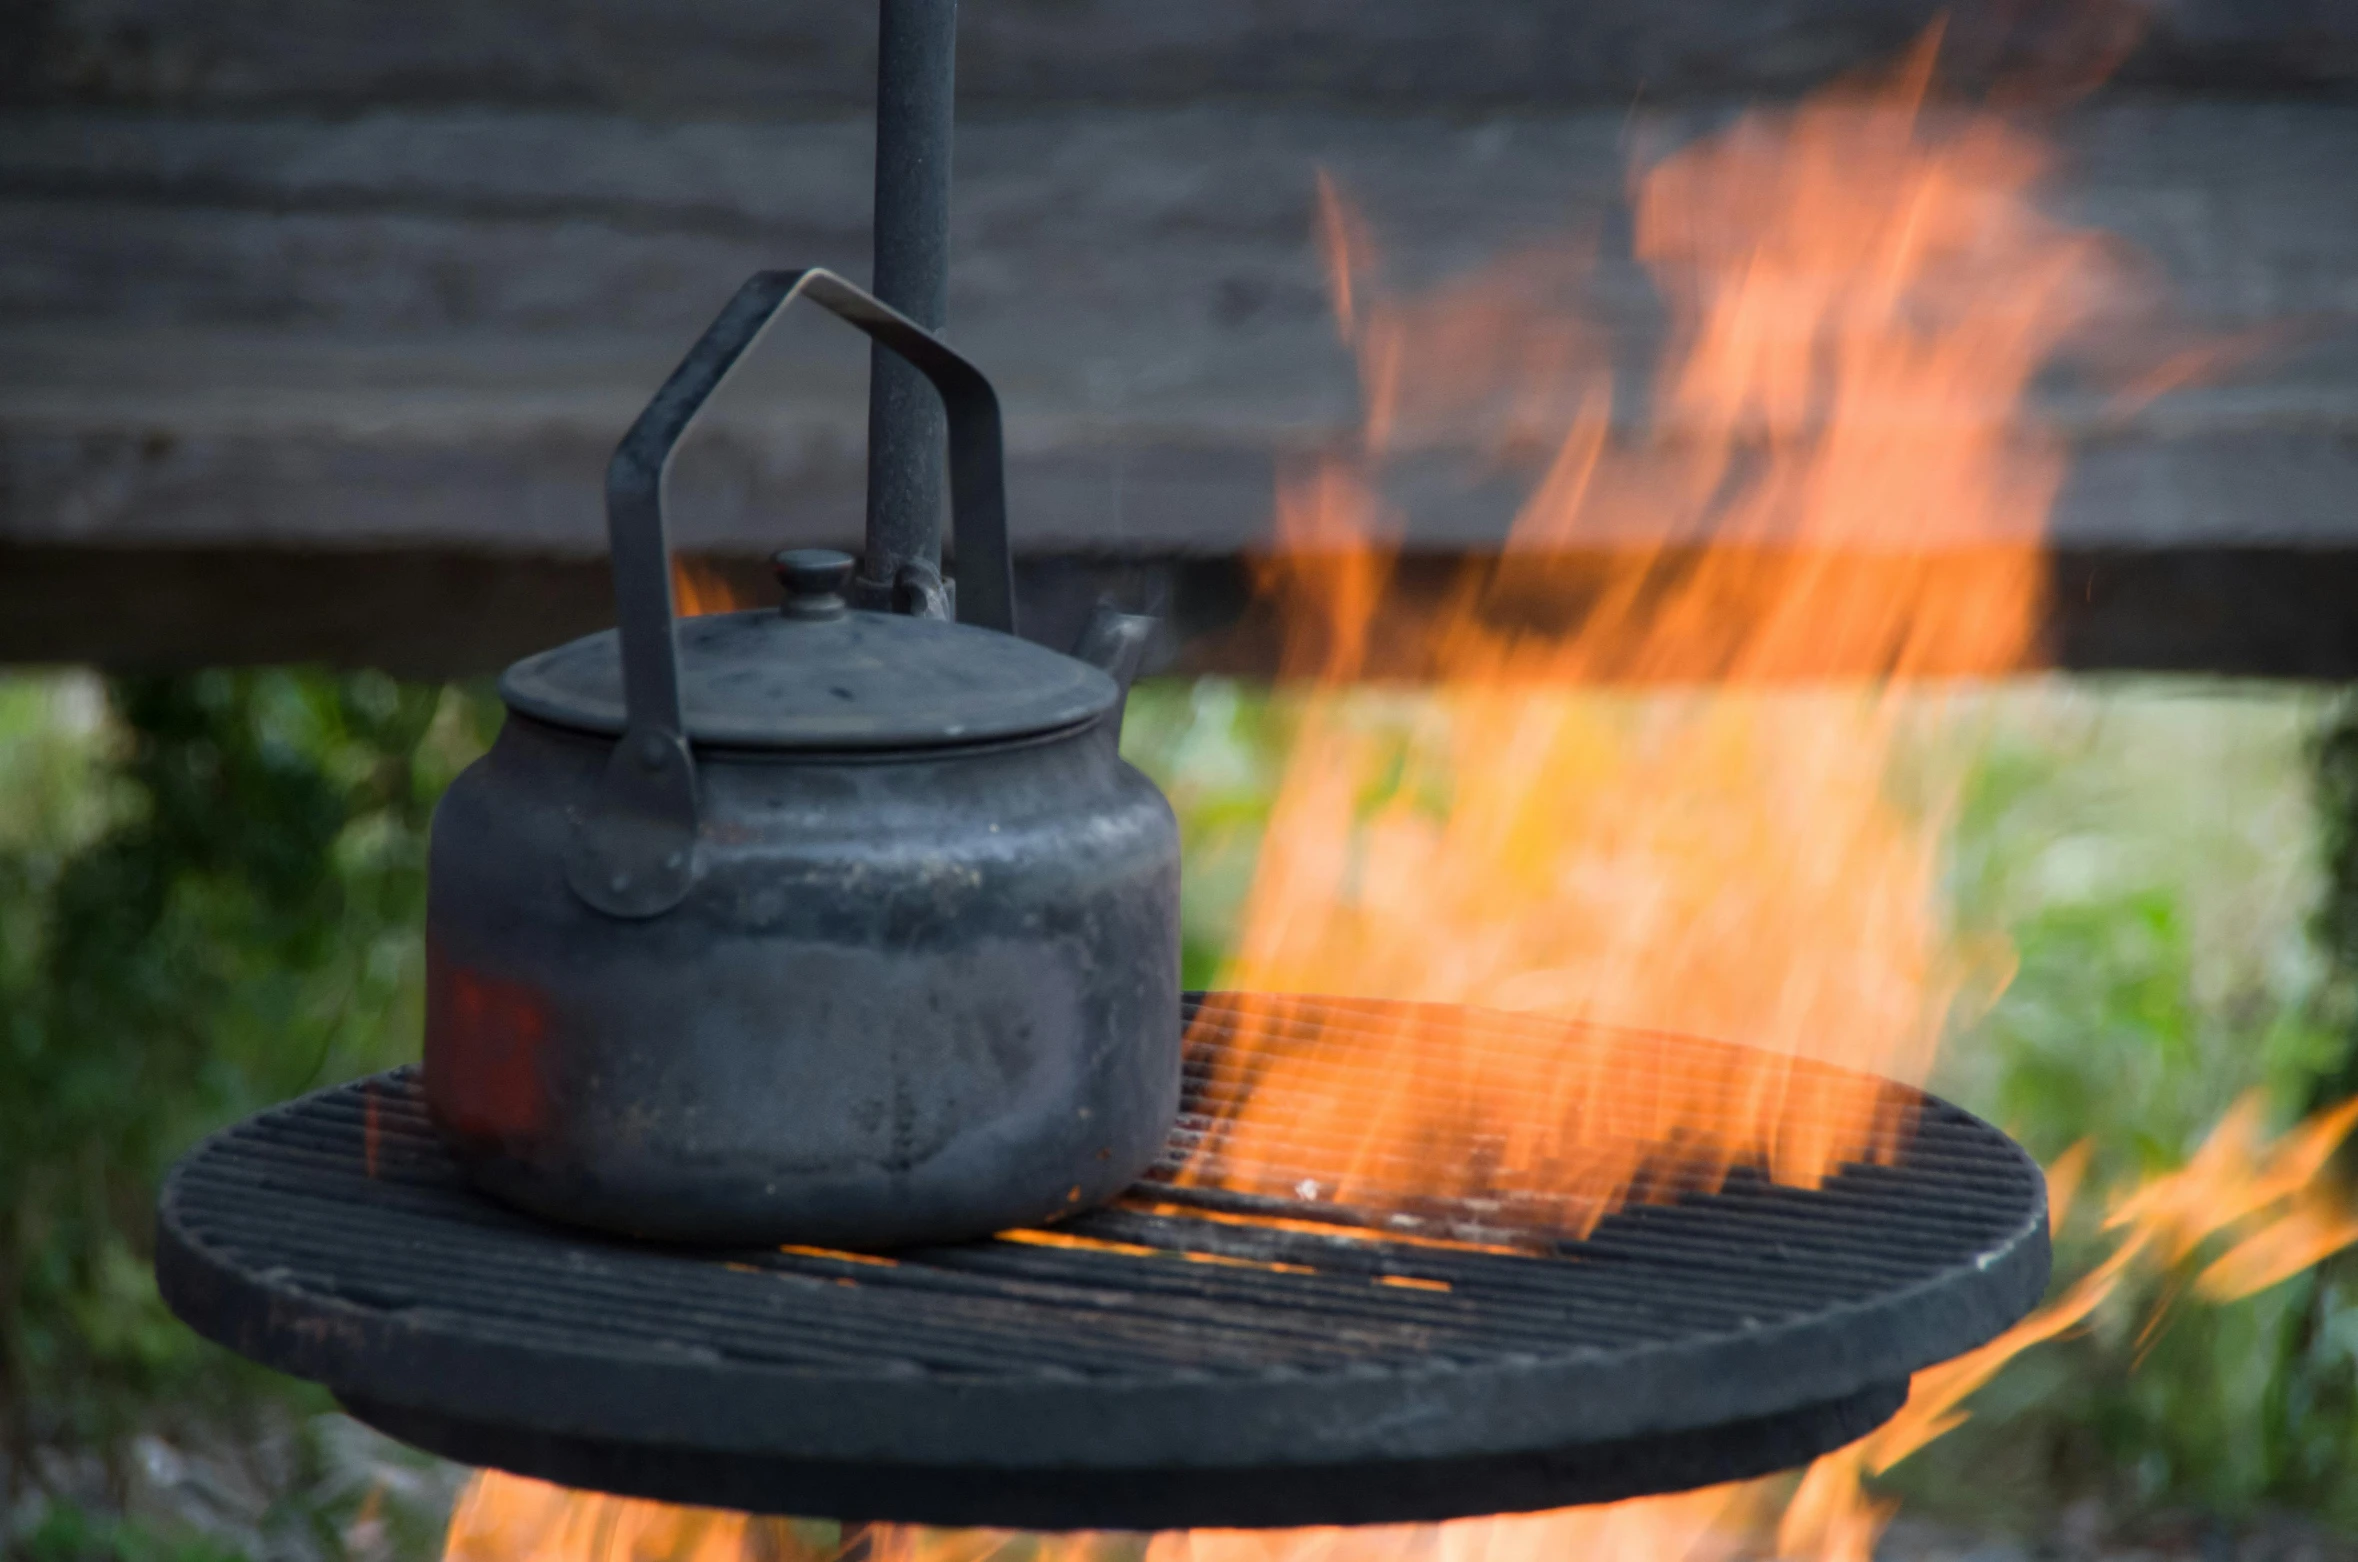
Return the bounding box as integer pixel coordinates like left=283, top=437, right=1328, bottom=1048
left=156, top=995, right=2048, bottom=1531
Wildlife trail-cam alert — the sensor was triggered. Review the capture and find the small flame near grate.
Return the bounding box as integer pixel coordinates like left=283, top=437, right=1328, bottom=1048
left=441, top=24, right=2358, bottom=1562
left=672, top=557, right=750, bottom=617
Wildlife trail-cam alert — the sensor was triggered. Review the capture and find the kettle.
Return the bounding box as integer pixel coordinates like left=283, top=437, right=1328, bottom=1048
left=422, top=270, right=1182, bottom=1247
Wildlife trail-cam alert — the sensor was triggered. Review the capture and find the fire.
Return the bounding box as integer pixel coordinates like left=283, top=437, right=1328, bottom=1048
left=442, top=1476, right=764, bottom=1561
left=1186, top=35, right=2094, bottom=1228
left=672, top=557, right=750, bottom=616
left=437, top=32, right=2355, bottom=1562
left=1144, top=1485, right=1773, bottom=1562
left=2115, top=1093, right=2358, bottom=1300
left=442, top=1480, right=1097, bottom=1562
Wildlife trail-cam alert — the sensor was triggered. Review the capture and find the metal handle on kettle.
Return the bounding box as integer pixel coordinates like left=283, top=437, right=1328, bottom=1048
left=568, top=268, right=1016, bottom=920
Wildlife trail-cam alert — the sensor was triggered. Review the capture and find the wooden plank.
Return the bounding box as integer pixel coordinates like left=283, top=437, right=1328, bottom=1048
left=8, top=544, right=2356, bottom=683
left=7, top=102, right=2354, bottom=333
left=8, top=0, right=2354, bottom=114
left=3, top=103, right=2354, bottom=561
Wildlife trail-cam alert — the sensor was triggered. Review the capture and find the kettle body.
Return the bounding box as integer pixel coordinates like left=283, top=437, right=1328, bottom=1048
left=425, top=684, right=1180, bottom=1247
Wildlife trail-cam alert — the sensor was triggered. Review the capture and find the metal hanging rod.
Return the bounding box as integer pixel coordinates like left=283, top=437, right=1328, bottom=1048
left=860, top=0, right=960, bottom=613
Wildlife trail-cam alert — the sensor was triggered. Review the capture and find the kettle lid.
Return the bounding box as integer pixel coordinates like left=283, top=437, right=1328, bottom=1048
left=500, top=550, right=1117, bottom=751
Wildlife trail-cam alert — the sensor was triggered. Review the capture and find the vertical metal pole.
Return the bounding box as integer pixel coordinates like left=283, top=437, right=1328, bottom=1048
left=860, top=0, right=958, bottom=611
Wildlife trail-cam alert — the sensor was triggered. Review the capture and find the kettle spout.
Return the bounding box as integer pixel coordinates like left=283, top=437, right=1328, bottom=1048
left=1073, top=601, right=1157, bottom=736
left=1074, top=601, right=1156, bottom=690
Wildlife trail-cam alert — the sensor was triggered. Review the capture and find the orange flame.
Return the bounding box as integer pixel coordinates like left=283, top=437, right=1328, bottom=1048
left=443, top=1477, right=1119, bottom=1562
left=443, top=1476, right=769, bottom=1561
left=673, top=557, right=751, bottom=616
left=1186, top=37, right=2108, bottom=1232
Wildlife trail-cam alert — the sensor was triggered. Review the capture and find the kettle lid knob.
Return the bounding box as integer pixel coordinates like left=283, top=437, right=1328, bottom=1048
left=773, top=549, right=854, bottom=620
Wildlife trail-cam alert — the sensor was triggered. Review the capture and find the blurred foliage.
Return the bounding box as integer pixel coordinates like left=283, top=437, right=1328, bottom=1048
left=2307, top=694, right=2358, bottom=1114
left=7, top=670, right=2358, bottom=1552
left=0, top=670, right=496, bottom=1557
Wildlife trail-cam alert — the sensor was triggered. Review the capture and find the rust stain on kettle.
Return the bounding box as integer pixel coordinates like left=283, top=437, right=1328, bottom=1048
left=425, top=940, right=554, bottom=1140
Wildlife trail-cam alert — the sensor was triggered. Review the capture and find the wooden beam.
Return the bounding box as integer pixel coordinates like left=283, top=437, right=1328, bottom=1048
left=6, top=0, right=2352, bottom=114
left=7, top=544, right=2356, bottom=683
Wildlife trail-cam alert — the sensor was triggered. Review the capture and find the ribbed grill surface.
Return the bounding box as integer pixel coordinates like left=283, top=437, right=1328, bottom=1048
left=156, top=994, right=2048, bottom=1527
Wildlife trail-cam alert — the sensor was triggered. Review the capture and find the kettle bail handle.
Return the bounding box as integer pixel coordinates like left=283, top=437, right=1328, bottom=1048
left=568, top=268, right=1016, bottom=919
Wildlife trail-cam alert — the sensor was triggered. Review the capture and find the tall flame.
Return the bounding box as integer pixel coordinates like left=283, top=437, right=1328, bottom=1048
left=1187, top=37, right=2100, bottom=1230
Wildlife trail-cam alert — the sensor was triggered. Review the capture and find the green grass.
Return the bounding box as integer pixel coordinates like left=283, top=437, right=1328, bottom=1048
left=4, top=669, right=2356, bottom=1553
